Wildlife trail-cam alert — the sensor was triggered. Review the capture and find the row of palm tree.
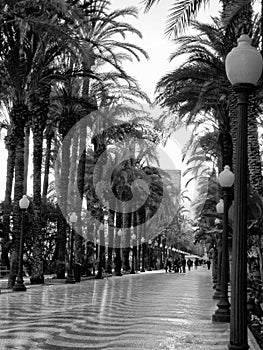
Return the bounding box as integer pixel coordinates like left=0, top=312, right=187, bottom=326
left=0, top=0, right=155, bottom=285
left=0, top=0, right=195, bottom=286
left=143, top=0, right=263, bottom=251
left=143, top=0, right=263, bottom=343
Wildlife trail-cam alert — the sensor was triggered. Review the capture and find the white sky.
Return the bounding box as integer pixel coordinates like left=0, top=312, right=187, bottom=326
left=110, top=0, right=221, bottom=100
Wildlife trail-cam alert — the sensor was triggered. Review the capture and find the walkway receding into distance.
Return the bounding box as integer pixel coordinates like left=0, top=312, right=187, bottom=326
left=0, top=268, right=230, bottom=350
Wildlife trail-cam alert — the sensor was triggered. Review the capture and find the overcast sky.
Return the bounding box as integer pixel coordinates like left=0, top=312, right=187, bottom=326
left=110, top=0, right=221, bottom=100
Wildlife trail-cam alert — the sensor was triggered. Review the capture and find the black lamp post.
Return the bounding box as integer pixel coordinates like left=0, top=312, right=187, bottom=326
left=213, top=214, right=223, bottom=300
left=130, top=233, right=136, bottom=274
left=13, top=195, right=29, bottom=292
left=147, top=239, right=152, bottom=271
left=140, top=237, right=145, bottom=272
left=213, top=165, right=234, bottom=323
left=225, top=34, right=263, bottom=350
left=66, top=212, right=77, bottom=284
left=95, top=223, right=104, bottom=279
left=159, top=242, right=163, bottom=269
left=115, top=229, right=122, bottom=276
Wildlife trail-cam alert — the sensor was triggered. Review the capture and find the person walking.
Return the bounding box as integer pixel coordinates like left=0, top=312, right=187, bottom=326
left=206, top=260, right=211, bottom=270
left=194, top=258, right=199, bottom=269
left=181, top=256, right=186, bottom=273
left=173, top=258, right=179, bottom=273
left=187, top=258, right=192, bottom=271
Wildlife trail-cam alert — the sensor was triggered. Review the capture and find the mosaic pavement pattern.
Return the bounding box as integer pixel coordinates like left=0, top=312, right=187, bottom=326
left=0, top=269, right=230, bottom=350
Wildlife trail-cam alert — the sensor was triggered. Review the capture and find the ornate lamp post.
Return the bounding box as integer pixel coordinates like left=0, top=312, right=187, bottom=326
left=13, top=195, right=30, bottom=292
left=95, top=223, right=104, bottom=279
left=140, top=237, right=145, bottom=272
left=147, top=239, right=152, bottom=271
left=66, top=212, right=77, bottom=284
left=213, top=203, right=223, bottom=299
left=154, top=241, right=158, bottom=269
left=213, top=166, right=234, bottom=322
left=130, top=233, right=136, bottom=274
left=225, top=34, right=263, bottom=350
left=159, top=243, right=163, bottom=268
left=115, top=229, right=122, bottom=276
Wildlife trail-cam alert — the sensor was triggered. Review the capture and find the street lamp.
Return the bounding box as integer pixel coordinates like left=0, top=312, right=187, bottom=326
left=213, top=201, right=223, bottom=299
left=213, top=165, right=234, bottom=322
left=115, top=229, right=122, bottom=276
left=141, top=237, right=145, bottom=272
left=225, top=34, right=263, bottom=350
left=147, top=239, right=152, bottom=271
left=66, top=212, right=77, bottom=284
left=95, top=223, right=104, bottom=279
left=160, top=242, right=163, bottom=268
left=130, top=233, right=136, bottom=274
left=13, top=195, right=30, bottom=292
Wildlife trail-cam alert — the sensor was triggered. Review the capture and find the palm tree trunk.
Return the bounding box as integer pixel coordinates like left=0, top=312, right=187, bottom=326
left=247, top=96, right=263, bottom=195
left=2, top=131, right=16, bottom=270
left=74, top=122, right=86, bottom=278
left=30, top=84, right=50, bottom=284
left=31, top=129, right=44, bottom=284
left=106, top=210, right=114, bottom=274
left=8, top=104, right=28, bottom=288
left=56, top=138, right=71, bottom=278
left=23, top=124, right=30, bottom=194
left=122, top=212, right=131, bottom=271
left=42, top=130, right=53, bottom=200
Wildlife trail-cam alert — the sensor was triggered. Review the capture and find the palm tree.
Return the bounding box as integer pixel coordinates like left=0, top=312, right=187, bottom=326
left=0, top=0, right=83, bottom=286
left=155, top=19, right=232, bottom=168
left=0, top=103, right=13, bottom=270
left=0, top=0, right=32, bottom=282
left=143, top=0, right=253, bottom=38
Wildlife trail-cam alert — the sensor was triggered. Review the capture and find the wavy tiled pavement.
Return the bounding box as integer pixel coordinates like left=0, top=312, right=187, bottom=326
left=0, top=269, right=230, bottom=349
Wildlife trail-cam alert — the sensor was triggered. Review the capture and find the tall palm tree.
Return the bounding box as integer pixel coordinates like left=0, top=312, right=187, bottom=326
left=0, top=0, right=33, bottom=284
left=155, top=19, right=232, bottom=168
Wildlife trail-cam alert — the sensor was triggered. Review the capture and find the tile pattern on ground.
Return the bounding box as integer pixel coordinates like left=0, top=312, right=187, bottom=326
left=0, top=269, right=230, bottom=349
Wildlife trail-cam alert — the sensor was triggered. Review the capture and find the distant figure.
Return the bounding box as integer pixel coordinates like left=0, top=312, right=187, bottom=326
left=173, top=258, right=179, bottom=273
left=165, top=258, right=172, bottom=273
left=194, top=258, right=199, bottom=269
left=206, top=260, right=211, bottom=270
left=181, top=257, right=186, bottom=273
left=178, top=259, right=182, bottom=273
left=167, top=258, right=172, bottom=272
left=187, top=258, right=192, bottom=271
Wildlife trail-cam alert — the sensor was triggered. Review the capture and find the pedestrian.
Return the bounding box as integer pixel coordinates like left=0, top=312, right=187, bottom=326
left=206, top=260, right=211, bottom=270
left=178, top=258, right=182, bottom=273
left=187, top=258, right=192, bottom=271
left=194, top=258, right=199, bottom=269
left=182, top=258, right=186, bottom=273
left=173, top=258, right=179, bottom=273
left=164, top=258, right=168, bottom=273
left=167, top=258, right=172, bottom=272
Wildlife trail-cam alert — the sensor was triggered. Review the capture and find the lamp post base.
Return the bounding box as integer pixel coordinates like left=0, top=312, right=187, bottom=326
left=212, top=307, right=230, bottom=323
left=212, top=290, right=221, bottom=299
left=228, top=344, right=249, bottom=350
left=12, top=283, right=27, bottom=292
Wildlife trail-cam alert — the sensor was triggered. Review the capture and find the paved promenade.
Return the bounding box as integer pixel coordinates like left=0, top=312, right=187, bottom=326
left=0, top=267, right=250, bottom=349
